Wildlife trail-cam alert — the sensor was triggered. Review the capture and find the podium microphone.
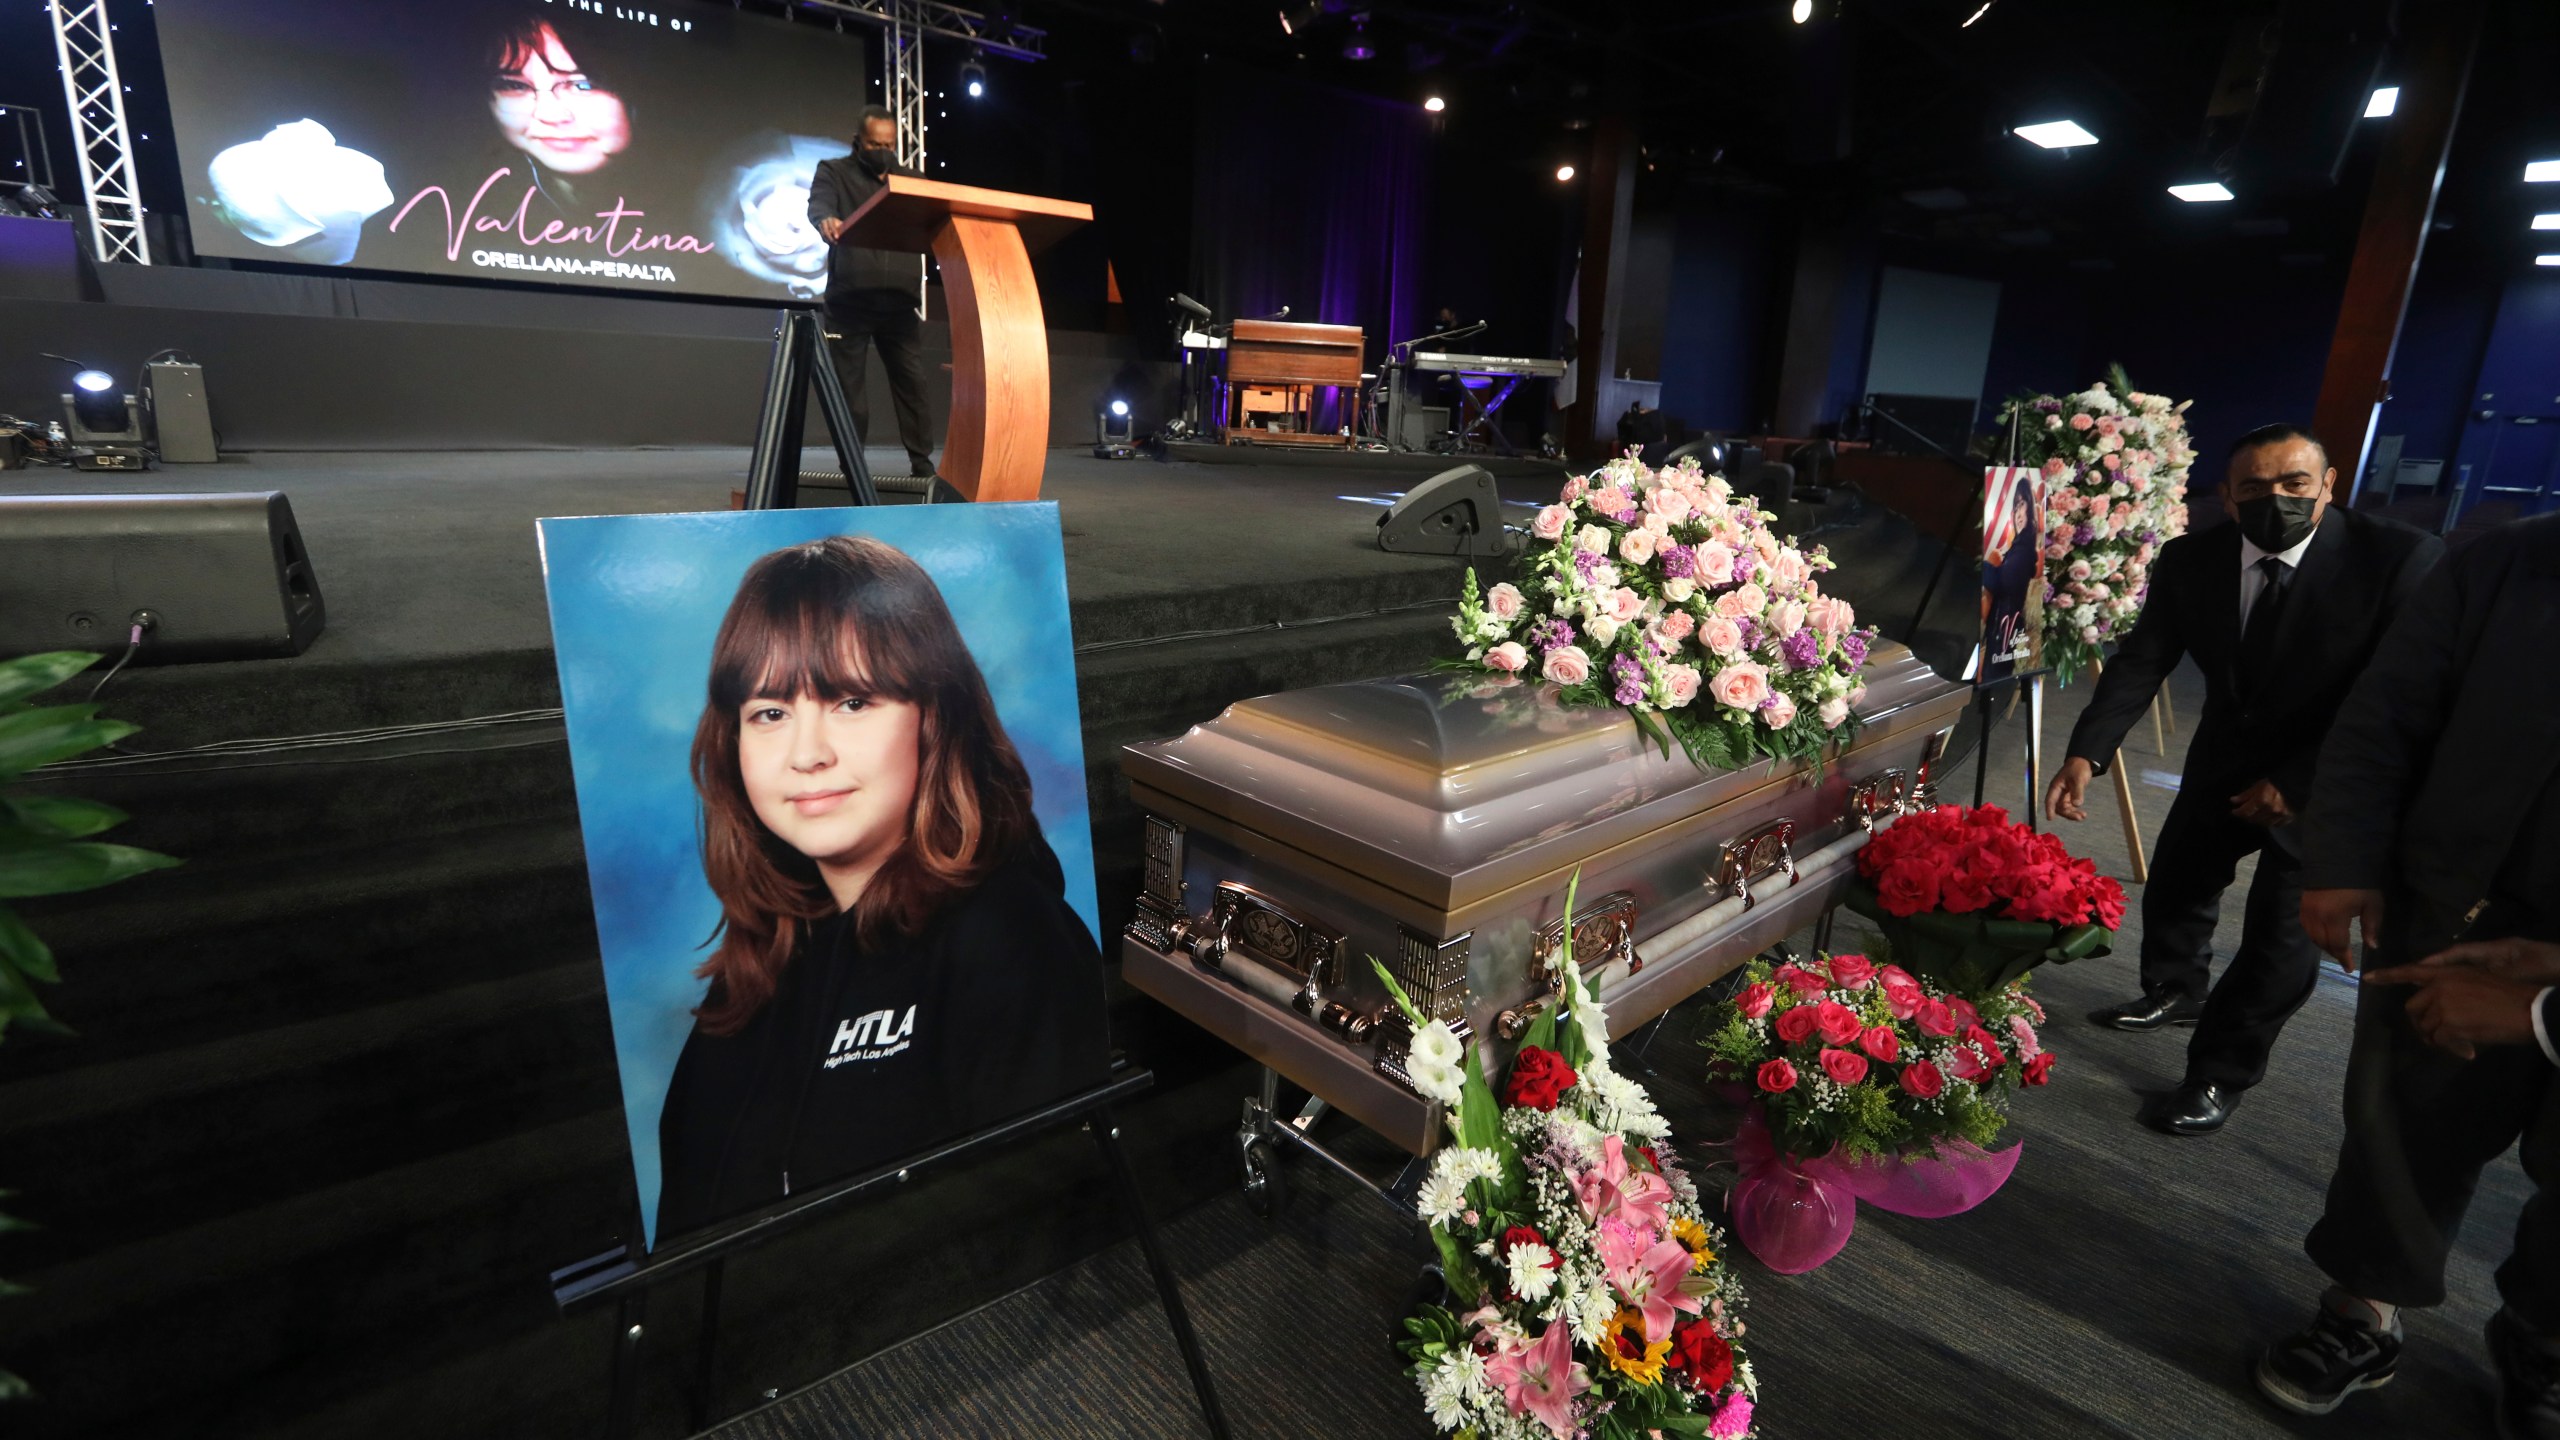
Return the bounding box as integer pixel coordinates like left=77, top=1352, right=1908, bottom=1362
left=1255, top=304, right=1291, bottom=321
left=1171, top=292, right=1211, bottom=319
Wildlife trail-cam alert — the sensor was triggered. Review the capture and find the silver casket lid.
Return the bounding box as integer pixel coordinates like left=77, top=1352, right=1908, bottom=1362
left=1122, top=640, right=1960, bottom=920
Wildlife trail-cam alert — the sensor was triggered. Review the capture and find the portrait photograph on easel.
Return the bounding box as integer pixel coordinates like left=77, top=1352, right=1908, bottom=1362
left=538, top=505, right=1108, bottom=1251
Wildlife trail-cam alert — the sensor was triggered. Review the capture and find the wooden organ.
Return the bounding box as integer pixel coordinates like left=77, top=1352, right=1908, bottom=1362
left=1221, top=320, right=1364, bottom=448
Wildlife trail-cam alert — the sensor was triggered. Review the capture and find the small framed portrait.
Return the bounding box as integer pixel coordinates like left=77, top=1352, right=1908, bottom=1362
left=540, top=504, right=1109, bottom=1250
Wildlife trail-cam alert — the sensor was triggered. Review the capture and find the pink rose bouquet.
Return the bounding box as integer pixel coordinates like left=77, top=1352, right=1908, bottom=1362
left=1390, top=874, right=1759, bottom=1438
left=1703, top=950, right=2051, bottom=1271
left=1449, top=454, right=1877, bottom=773
left=1999, top=365, right=2194, bottom=685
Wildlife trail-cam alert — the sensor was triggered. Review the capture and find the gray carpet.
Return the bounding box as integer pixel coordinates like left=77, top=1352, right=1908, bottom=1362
left=711, top=659, right=2531, bottom=1439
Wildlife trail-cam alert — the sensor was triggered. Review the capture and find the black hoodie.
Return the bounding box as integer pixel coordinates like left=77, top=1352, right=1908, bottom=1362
left=654, top=831, right=1110, bottom=1241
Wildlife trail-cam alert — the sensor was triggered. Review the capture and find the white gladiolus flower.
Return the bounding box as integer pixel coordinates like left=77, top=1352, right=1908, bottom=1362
left=1412, top=1019, right=1463, bottom=1070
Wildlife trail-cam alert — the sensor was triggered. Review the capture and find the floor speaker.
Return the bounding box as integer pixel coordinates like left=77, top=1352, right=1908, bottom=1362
left=1377, top=464, right=1515, bottom=558
left=0, top=492, right=325, bottom=662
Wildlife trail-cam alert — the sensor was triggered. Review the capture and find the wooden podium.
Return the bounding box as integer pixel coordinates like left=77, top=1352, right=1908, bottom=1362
left=836, top=176, right=1092, bottom=502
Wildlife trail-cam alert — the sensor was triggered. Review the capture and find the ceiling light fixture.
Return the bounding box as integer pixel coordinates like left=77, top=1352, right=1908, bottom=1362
left=2364, top=86, right=2399, bottom=118
left=2013, top=119, right=2099, bottom=148
left=1790, top=0, right=1812, bottom=23
left=2169, top=181, right=2235, bottom=202
left=2539, top=255, right=2560, bottom=267
left=1960, top=1, right=1994, bottom=26
left=2529, top=160, right=2560, bottom=183
left=1423, top=95, right=1446, bottom=113
left=1556, top=164, right=1576, bottom=182
left=2534, top=214, right=2560, bottom=230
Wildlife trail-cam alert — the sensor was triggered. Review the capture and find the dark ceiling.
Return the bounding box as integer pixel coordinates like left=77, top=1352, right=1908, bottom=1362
left=1025, top=0, right=2560, bottom=269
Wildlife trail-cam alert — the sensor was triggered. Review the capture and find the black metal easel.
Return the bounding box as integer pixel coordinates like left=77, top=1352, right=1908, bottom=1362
left=550, top=1068, right=1230, bottom=1440
left=741, top=308, right=883, bottom=512
left=1897, top=405, right=2047, bottom=828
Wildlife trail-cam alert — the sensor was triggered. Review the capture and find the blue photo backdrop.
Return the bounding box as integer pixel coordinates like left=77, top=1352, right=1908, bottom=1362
left=537, top=503, right=1095, bottom=1249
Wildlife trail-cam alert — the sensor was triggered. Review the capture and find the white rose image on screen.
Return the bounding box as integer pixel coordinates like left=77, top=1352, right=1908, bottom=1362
left=711, top=135, right=839, bottom=297
left=206, top=120, right=394, bottom=260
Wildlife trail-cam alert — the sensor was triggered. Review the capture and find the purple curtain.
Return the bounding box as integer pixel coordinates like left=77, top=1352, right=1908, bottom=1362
left=1190, top=63, right=1428, bottom=425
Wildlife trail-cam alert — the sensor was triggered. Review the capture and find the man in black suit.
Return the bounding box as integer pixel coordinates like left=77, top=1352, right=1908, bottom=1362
left=808, top=105, right=935, bottom=479
left=2252, top=513, right=2560, bottom=1433
left=2046, top=423, right=2441, bottom=1135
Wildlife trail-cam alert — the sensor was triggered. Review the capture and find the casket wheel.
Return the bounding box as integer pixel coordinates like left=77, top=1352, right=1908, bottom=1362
left=1240, top=1136, right=1286, bottom=1220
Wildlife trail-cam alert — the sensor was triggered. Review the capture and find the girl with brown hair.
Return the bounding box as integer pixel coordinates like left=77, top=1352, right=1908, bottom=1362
left=654, top=535, right=1108, bottom=1240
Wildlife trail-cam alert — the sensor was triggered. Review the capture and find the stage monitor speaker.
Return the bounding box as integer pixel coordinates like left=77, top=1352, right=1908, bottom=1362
left=0, top=491, right=324, bottom=662
left=1377, top=464, right=1515, bottom=558
left=143, top=361, right=218, bottom=463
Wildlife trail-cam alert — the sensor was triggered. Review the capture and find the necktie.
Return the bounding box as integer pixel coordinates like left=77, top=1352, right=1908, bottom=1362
left=2237, top=556, right=2291, bottom=695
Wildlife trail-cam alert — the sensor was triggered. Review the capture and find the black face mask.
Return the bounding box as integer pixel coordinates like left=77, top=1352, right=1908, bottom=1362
left=2235, top=493, right=2320, bottom=553
left=856, top=144, right=893, bottom=175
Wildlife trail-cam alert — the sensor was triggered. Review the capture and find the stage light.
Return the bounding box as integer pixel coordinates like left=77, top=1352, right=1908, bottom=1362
left=1423, top=95, right=1446, bottom=113
left=69, top=368, right=129, bottom=434
left=1556, top=164, right=1576, bottom=182
left=1342, top=13, right=1373, bottom=60
left=1960, top=1, right=1994, bottom=25
left=2364, top=86, right=2399, bottom=118
left=2168, top=181, right=2234, bottom=202
left=1277, top=3, right=1319, bottom=35
left=1095, top=399, right=1137, bottom=458
left=960, top=50, right=986, bottom=99
left=2013, top=119, right=2099, bottom=149
left=1790, top=0, right=1812, bottom=23
left=2529, top=160, right=2560, bottom=183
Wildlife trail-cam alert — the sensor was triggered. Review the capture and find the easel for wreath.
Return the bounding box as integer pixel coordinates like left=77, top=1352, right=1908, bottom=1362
left=1899, top=415, right=2158, bottom=879
left=546, top=1068, right=1230, bottom=1440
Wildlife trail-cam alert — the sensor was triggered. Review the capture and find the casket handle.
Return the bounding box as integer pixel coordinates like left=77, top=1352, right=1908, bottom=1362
left=1714, top=819, right=1798, bottom=911
left=1846, top=768, right=1910, bottom=834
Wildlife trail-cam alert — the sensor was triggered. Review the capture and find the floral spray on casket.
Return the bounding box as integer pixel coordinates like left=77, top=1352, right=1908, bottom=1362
left=1389, top=872, right=1761, bottom=1440
left=1701, top=806, right=2123, bottom=1272
left=1449, top=453, right=1877, bottom=773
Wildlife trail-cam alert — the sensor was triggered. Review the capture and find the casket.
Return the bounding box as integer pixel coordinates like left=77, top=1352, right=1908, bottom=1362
left=1119, top=642, right=1971, bottom=1156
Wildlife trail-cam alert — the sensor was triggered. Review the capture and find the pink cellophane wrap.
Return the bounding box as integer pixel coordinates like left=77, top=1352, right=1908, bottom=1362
left=1727, top=1105, right=2020, bottom=1272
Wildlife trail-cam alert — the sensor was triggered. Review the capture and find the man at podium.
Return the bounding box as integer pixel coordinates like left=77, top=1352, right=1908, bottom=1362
left=808, top=105, right=937, bottom=480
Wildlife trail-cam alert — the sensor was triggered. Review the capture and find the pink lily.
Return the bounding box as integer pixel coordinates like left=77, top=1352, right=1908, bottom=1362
left=1597, top=1218, right=1704, bottom=1340
left=1483, top=1320, right=1590, bottom=1437
left=1577, top=1135, right=1674, bottom=1234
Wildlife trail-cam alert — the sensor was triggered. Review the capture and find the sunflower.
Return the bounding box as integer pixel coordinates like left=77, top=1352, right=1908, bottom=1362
left=1670, top=1215, right=1717, bottom=1271
left=1600, top=1307, right=1673, bottom=1386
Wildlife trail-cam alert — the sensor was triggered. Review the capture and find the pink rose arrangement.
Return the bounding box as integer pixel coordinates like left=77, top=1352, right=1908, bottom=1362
left=1389, top=874, right=1758, bottom=1438
left=2000, top=365, right=2194, bottom=685
left=1449, top=455, right=1877, bottom=773
left=1708, top=950, right=2051, bottom=1167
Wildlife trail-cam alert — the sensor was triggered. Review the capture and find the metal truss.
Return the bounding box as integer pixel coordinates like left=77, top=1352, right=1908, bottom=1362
left=793, top=0, right=1046, bottom=62
left=50, top=0, right=150, bottom=265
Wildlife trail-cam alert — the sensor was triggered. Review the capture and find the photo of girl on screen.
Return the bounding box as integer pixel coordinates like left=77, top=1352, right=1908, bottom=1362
left=652, top=536, right=1111, bottom=1241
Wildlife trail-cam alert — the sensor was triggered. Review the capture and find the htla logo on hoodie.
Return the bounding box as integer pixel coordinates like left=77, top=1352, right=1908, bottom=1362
left=824, top=1004, right=918, bottom=1068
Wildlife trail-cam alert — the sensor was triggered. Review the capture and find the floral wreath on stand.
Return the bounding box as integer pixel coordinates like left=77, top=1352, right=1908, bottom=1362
left=1998, top=365, right=2195, bottom=686
left=1389, top=874, right=1761, bottom=1439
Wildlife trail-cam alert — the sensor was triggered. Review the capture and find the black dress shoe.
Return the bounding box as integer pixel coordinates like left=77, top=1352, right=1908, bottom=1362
left=2151, top=1081, right=2237, bottom=1136
left=909, top=457, right=938, bottom=478
left=2090, top=992, right=2206, bottom=1031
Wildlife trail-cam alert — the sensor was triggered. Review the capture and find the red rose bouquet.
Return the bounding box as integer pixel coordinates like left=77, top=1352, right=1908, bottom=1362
left=1846, top=803, right=2122, bottom=997
left=1702, top=950, right=2052, bottom=1272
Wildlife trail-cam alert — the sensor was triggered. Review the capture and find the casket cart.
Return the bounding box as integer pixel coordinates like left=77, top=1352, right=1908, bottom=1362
left=1119, top=643, right=1970, bottom=1215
